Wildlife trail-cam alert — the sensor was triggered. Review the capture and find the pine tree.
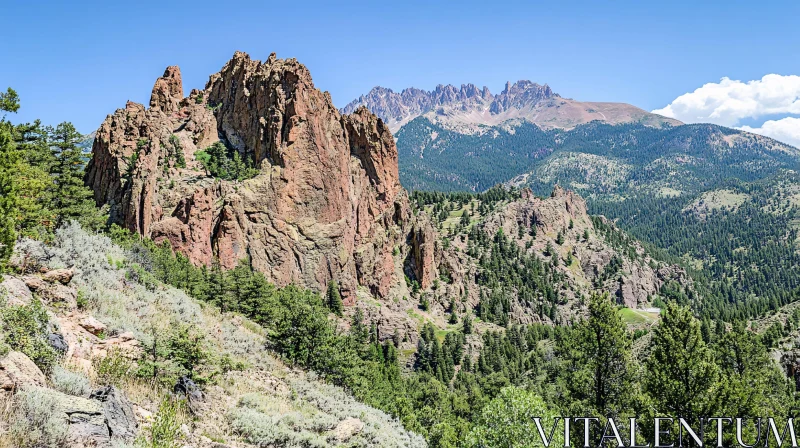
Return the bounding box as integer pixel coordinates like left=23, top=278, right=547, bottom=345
left=463, top=314, right=473, bottom=334
left=13, top=121, right=55, bottom=238
left=0, top=88, right=20, bottom=270
left=712, top=321, right=793, bottom=445
left=326, top=280, right=343, bottom=316
left=49, top=122, right=105, bottom=230
left=167, top=323, right=210, bottom=382
left=645, top=303, right=720, bottom=419
left=561, top=293, right=634, bottom=418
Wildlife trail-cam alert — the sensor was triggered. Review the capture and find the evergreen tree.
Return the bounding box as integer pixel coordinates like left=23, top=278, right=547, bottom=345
left=714, top=321, right=792, bottom=443
left=560, top=293, right=634, bottom=418
left=645, top=303, right=720, bottom=419
left=0, top=88, right=20, bottom=269
left=13, top=121, right=55, bottom=238
left=462, top=314, right=473, bottom=334
left=465, top=387, right=564, bottom=448
left=49, top=122, right=105, bottom=230
left=326, top=280, right=343, bottom=316
left=167, top=323, right=210, bottom=383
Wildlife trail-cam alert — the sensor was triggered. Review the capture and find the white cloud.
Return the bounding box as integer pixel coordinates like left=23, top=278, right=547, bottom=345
left=739, top=117, right=800, bottom=148
left=652, top=74, right=800, bottom=127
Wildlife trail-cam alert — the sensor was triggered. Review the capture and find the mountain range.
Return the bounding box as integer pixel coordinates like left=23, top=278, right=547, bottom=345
left=341, top=81, right=681, bottom=134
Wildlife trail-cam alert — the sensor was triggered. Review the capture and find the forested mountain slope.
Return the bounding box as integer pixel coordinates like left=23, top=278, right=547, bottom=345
left=395, top=114, right=800, bottom=324
left=396, top=117, right=800, bottom=193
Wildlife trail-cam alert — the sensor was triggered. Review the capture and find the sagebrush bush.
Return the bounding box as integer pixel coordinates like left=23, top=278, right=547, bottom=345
left=51, top=365, right=91, bottom=396
left=8, top=386, right=69, bottom=448
left=228, top=406, right=328, bottom=448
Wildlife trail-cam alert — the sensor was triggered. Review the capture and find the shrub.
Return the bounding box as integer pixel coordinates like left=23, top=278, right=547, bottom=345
left=268, top=286, right=332, bottom=367
left=168, top=134, right=185, bottom=169
left=93, top=348, right=134, bottom=387
left=420, top=296, right=429, bottom=311
left=166, top=323, right=210, bottom=383
left=195, top=142, right=258, bottom=181
left=139, top=398, right=184, bottom=448
left=0, top=300, right=57, bottom=372
left=50, top=365, right=91, bottom=396
left=8, top=386, right=69, bottom=448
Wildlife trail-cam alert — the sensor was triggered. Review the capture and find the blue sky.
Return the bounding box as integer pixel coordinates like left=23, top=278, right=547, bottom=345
left=3, top=0, right=800, bottom=143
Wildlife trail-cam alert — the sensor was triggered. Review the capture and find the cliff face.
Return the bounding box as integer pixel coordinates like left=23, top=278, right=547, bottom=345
left=86, top=52, right=428, bottom=302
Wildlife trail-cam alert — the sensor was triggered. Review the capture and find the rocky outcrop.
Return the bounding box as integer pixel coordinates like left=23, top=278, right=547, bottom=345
left=86, top=52, right=434, bottom=302
left=409, top=215, right=438, bottom=290
left=20, top=385, right=137, bottom=447
left=149, top=66, right=183, bottom=113
left=481, top=187, right=688, bottom=313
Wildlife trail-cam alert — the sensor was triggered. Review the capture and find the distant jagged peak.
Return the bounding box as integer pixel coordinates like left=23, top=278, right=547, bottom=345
left=342, top=79, right=675, bottom=134
left=341, top=80, right=564, bottom=132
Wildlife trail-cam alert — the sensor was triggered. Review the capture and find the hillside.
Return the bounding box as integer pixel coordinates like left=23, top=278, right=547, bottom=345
left=396, top=117, right=800, bottom=193
left=394, top=112, right=800, bottom=324
left=0, top=224, right=423, bottom=447
left=342, top=82, right=680, bottom=134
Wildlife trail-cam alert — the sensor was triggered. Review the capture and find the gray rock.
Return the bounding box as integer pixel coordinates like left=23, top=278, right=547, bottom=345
left=26, top=386, right=110, bottom=446
left=48, top=332, right=68, bottom=354
left=174, top=376, right=203, bottom=402
left=90, top=385, right=138, bottom=441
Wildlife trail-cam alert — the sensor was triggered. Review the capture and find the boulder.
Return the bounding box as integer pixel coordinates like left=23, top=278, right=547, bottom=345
left=174, top=375, right=203, bottom=402
left=79, top=316, right=107, bottom=336
left=332, top=417, right=364, bottom=442
left=30, top=386, right=109, bottom=446
left=90, top=386, right=138, bottom=441
left=21, top=275, right=44, bottom=291
left=0, top=351, right=47, bottom=392
left=39, top=283, right=78, bottom=308
left=43, top=268, right=75, bottom=285
left=20, top=385, right=139, bottom=447
left=0, top=275, right=32, bottom=306
left=48, top=332, right=69, bottom=354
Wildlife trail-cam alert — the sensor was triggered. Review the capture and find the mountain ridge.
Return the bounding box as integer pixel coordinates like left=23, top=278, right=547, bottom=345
left=342, top=80, right=681, bottom=133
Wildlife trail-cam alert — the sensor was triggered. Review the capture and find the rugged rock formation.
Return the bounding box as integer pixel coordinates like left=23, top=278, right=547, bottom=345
left=86, top=52, right=432, bottom=301
left=481, top=186, right=688, bottom=311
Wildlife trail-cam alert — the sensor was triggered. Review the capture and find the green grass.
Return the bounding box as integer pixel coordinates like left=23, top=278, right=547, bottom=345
left=618, top=307, right=659, bottom=324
